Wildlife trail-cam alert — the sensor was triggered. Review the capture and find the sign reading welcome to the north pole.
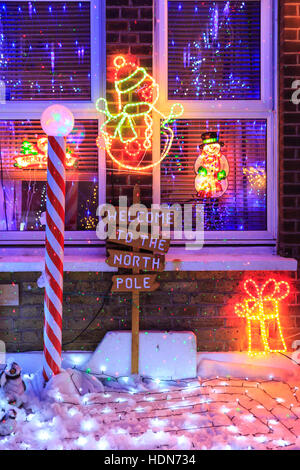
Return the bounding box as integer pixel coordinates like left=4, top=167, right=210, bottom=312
left=105, top=185, right=170, bottom=374
left=107, top=219, right=169, bottom=293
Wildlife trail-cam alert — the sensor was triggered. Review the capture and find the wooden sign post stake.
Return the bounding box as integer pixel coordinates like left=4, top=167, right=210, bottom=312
left=106, top=184, right=170, bottom=376
left=131, top=184, right=140, bottom=374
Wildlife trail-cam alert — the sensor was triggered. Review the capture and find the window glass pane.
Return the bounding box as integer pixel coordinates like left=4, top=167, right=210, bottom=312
left=168, top=0, right=261, bottom=100
left=161, top=119, right=267, bottom=231
left=0, top=119, right=98, bottom=231
left=0, top=1, right=91, bottom=101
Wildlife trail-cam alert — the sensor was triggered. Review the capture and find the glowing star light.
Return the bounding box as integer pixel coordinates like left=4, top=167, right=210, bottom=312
left=96, top=55, right=184, bottom=171
left=235, top=279, right=290, bottom=356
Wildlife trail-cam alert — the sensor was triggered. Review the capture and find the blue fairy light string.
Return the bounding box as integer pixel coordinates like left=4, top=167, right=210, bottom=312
left=169, top=1, right=259, bottom=100
left=0, top=1, right=90, bottom=100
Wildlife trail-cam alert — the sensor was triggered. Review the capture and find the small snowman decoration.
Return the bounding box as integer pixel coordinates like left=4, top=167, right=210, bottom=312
left=0, top=363, right=26, bottom=436
left=0, top=362, right=26, bottom=407
left=194, top=132, right=229, bottom=198
left=0, top=409, right=17, bottom=436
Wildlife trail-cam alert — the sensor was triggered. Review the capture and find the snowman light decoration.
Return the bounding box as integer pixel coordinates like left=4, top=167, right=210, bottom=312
left=194, top=132, right=229, bottom=198
left=96, top=55, right=183, bottom=172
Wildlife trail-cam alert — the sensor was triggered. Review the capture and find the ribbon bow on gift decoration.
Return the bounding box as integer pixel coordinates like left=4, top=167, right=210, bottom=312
left=235, top=279, right=290, bottom=355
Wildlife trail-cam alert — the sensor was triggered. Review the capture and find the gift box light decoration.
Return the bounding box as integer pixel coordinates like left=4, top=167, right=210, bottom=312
left=14, top=137, right=77, bottom=169
left=235, top=279, right=290, bottom=356
left=194, top=132, right=229, bottom=198
left=96, top=55, right=184, bottom=172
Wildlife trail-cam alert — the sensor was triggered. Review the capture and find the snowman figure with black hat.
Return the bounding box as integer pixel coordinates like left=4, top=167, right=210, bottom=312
left=194, top=132, right=229, bottom=198
left=0, top=362, right=26, bottom=408
left=0, top=362, right=26, bottom=436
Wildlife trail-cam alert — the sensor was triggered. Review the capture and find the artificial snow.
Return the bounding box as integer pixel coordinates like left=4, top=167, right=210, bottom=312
left=84, top=331, right=197, bottom=380
left=0, top=351, right=297, bottom=450
left=4, top=350, right=299, bottom=383
left=197, top=352, right=300, bottom=382
left=0, top=370, right=299, bottom=450
left=43, top=369, right=104, bottom=403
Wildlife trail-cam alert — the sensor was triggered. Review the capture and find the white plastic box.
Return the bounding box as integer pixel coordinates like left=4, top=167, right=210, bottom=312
left=84, top=330, right=197, bottom=380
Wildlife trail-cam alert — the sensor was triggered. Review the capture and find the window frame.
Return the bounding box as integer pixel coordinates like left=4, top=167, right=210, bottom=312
left=0, top=0, right=106, bottom=245
left=153, top=0, right=278, bottom=245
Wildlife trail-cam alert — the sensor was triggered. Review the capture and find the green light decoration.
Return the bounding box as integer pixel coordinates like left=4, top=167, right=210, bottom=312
left=217, top=169, right=226, bottom=181
left=198, top=166, right=208, bottom=177
left=20, top=141, right=38, bottom=156
left=96, top=55, right=184, bottom=172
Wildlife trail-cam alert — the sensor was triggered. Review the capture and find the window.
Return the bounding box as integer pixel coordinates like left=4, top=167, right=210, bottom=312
left=168, top=0, right=261, bottom=100
left=0, top=118, right=99, bottom=231
left=161, top=119, right=267, bottom=232
left=0, top=1, right=91, bottom=101
left=0, top=0, right=104, bottom=243
left=154, top=0, right=275, bottom=244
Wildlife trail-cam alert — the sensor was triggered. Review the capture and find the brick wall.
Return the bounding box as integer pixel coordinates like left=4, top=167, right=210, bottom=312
left=0, top=270, right=298, bottom=353
left=279, top=0, right=300, bottom=259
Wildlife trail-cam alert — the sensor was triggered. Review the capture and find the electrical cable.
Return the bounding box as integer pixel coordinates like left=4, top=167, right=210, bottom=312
left=278, top=351, right=300, bottom=367
left=62, top=280, right=113, bottom=348
left=72, top=366, right=198, bottom=389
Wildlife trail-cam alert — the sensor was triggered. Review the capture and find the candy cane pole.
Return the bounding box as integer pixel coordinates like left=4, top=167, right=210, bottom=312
left=41, top=105, right=74, bottom=381
left=65, top=181, right=79, bottom=230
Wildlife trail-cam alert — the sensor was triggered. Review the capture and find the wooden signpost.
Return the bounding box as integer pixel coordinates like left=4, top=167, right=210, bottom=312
left=107, top=250, right=165, bottom=272
left=109, top=229, right=170, bottom=253
left=111, top=274, right=159, bottom=292
left=106, top=185, right=170, bottom=374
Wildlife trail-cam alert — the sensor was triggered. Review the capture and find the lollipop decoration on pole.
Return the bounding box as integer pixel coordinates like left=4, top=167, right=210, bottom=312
left=96, top=55, right=184, bottom=172
left=41, top=104, right=74, bottom=382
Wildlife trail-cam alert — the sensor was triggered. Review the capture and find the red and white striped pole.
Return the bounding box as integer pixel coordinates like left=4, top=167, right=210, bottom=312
left=65, top=181, right=79, bottom=230
left=41, top=105, right=74, bottom=381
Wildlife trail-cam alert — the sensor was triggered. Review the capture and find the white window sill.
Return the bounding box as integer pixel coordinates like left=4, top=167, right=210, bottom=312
left=0, top=247, right=297, bottom=272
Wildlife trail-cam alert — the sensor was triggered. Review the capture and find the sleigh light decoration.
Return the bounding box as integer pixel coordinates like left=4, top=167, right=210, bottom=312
left=194, top=131, right=229, bottom=198
left=235, top=279, right=290, bottom=356
left=96, top=55, right=184, bottom=172
left=14, top=137, right=77, bottom=169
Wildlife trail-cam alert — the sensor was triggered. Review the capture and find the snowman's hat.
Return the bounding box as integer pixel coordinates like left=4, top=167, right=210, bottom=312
left=4, top=362, right=21, bottom=379
left=200, top=132, right=224, bottom=149
left=114, top=55, right=148, bottom=95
